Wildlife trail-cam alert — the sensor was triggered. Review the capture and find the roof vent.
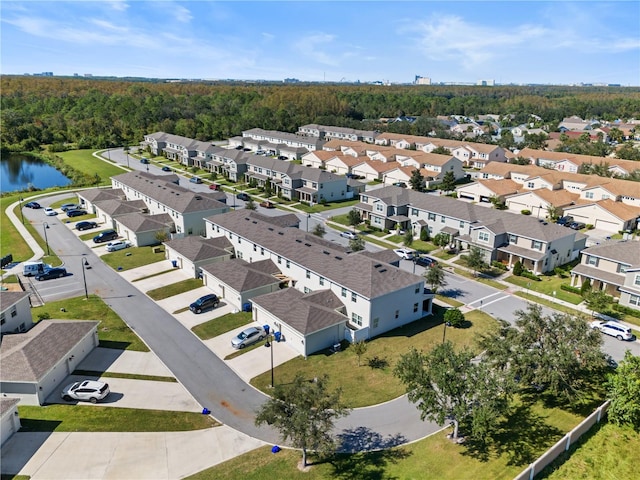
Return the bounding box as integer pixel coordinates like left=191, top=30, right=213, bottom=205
left=323, top=250, right=330, bottom=255
left=335, top=256, right=343, bottom=260
left=278, top=232, right=284, bottom=235
left=374, top=263, right=382, bottom=268
left=379, top=268, right=387, bottom=273
left=304, top=243, right=311, bottom=247
left=195, top=196, right=202, bottom=200
left=268, top=227, right=274, bottom=231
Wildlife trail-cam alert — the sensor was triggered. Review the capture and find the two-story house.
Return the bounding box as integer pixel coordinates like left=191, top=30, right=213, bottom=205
left=0, top=291, right=33, bottom=335
left=298, top=124, right=379, bottom=143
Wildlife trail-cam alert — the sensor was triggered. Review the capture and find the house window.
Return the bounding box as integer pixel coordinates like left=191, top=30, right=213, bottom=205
left=261, top=247, right=264, bottom=255
left=482, top=173, right=489, bottom=179
left=478, top=231, right=490, bottom=242
left=372, top=318, right=379, bottom=329
left=304, top=287, right=311, bottom=293
left=10, top=306, right=17, bottom=317
left=395, top=310, right=399, bottom=319
left=253, top=244, right=257, bottom=252
left=286, top=260, right=290, bottom=268
left=342, top=287, right=347, bottom=298
left=428, top=213, right=436, bottom=221
left=527, top=182, right=535, bottom=188
left=237, top=237, right=241, bottom=244
left=319, top=277, right=325, bottom=286
left=412, top=208, right=418, bottom=216
left=415, top=286, right=420, bottom=293
left=237, top=251, right=243, bottom=259
left=585, top=191, right=594, bottom=199
left=306, top=270, right=311, bottom=279
left=413, top=303, right=419, bottom=313
left=351, top=313, right=363, bottom=326
left=630, top=294, right=640, bottom=307
left=460, top=221, right=464, bottom=228
left=351, top=292, right=357, bottom=302
left=587, top=255, right=599, bottom=266
left=617, top=264, right=628, bottom=273
left=532, top=240, right=542, bottom=251
left=229, top=233, right=233, bottom=240
left=635, top=275, right=640, bottom=286
left=509, top=234, right=517, bottom=244
left=441, top=216, right=446, bottom=223
left=277, top=256, right=281, bottom=264
left=0, top=315, right=5, bottom=326
left=375, top=204, right=384, bottom=212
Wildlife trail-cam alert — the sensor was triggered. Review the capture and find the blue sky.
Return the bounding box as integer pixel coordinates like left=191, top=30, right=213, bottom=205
left=2, top=1, right=639, bottom=85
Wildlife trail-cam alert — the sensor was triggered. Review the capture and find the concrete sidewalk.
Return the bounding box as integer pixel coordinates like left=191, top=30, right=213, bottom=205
left=1, top=427, right=265, bottom=479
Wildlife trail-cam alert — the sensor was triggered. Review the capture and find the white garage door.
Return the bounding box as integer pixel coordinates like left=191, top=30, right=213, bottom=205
left=595, top=219, right=620, bottom=232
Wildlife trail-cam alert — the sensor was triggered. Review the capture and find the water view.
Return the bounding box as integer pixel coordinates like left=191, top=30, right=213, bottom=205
left=0, top=153, right=72, bottom=193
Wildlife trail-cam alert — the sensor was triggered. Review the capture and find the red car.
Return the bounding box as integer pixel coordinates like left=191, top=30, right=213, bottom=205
left=209, top=183, right=220, bottom=190
left=260, top=200, right=275, bottom=209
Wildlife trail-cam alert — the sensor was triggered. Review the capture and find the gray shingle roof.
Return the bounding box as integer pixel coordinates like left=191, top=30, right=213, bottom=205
left=251, top=288, right=347, bottom=335
left=164, top=236, right=232, bottom=262
left=0, top=291, right=30, bottom=312
left=207, top=210, right=423, bottom=299
left=114, top=213, right=174, bottom=233
left=578, top=240, right=640, bottom=265
left=79, top=188, right=125, bottom=203
left=201, top=258, right=280, bottom=291
left=93, top=199, right=148, bottom=217
left=1, top=320, right=98, bottom=382
left=0, top=398, right=20, bottom=416
left=112, top=172, right=228, bottom=214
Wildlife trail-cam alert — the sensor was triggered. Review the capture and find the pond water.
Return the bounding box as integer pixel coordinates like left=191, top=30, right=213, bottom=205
left=0, top=153, right=72, bottom=193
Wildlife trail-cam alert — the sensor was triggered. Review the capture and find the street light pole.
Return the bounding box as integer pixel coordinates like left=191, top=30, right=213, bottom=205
left=42, top=222, right=50, bottom=256
left=264, top=334, right=274, bottom=387
left=306, top=214, right=310, bottom=232
left=81, top=257, right=90, bottom=299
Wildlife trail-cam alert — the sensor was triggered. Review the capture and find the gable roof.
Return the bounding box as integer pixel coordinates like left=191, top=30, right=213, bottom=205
left=78, top=188, right=125, bottom=203
left=0, top=291, right=30, bottom=312
left=164, top=235, right=232, bottom=262
left=201, top=258, right=280, bottom=292
left=579, top=240, right=640, bottom=265
left=114, top=212, right=174, bottom=233
left=1, top=320, right=98, bottom=382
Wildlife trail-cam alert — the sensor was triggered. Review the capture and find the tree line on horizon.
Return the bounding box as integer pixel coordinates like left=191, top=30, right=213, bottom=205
left=2, top=75, right=640, bottom=154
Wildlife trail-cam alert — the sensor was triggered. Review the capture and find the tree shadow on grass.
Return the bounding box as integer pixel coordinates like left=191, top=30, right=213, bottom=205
left=330, top=427, right=411, bottom=480
left=462, top=403, right=564, bottom=466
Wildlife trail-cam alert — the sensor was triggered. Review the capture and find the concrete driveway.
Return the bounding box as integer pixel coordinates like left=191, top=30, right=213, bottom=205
left=118, top=261, right=174, bottom=282
left=226, top=338, right=300, bottom=383
left=173, top=302, right=236, bottom=330
left=132, top=269, right=192, bottom=292
left=155, top=286, right=216, bottom=315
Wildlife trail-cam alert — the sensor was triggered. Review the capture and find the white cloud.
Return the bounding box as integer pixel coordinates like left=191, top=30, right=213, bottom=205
left=106, top=0, right=129, bottom=12
left=293, top=33, right=339, bottom=66
left=174, top=5, right=192, bottom=23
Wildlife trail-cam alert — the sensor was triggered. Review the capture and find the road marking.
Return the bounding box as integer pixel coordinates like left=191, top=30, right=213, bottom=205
left=468, top=291, right=502, bottom=306
left=470, top=295, right=510, bottom=309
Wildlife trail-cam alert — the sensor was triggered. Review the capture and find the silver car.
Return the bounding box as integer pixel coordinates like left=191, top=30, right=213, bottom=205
left=61, top=380, right=110, bottom=403
left=231, top=326, right=265, bottom=349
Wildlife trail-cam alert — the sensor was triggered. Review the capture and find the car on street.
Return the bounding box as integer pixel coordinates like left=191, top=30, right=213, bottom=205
left=61, top=380, right=110, bottom=403
left=591, top=320, right=633, bottom=341
left=35, top=267, right=67, bottom=281
left=43, top=207, right=58, bottom=216
left=231, top=326, right=266, bottom=349
left=260, top=200, right=275, bottom=209
left=105, top=240, right=131, bottom=252
left=556, top=216, right=574, bottom=226
left=161, top=166, right=171, bottom=172
left=93, top=230, right=119, bottom=243
left=209, top=183, right=220, bottom=190
left=60, top=203, right=80, bottom=212
left=340, top=231, right=358, bottom=240
left=393, top=248, right=415, bottom=260
left=189, top=293, right=220, bottom=314
left=392, top=182, right=407, bottom=188
left=66, top=209, right=87, bottom=217
left=414, top=255, right=438, bottom=268
left=189, top=176, right=202, bottom=184
left=140, top=157, right=150, bottom=164
left=76, top=221, right=98, bottom=231
left=569, top=221, right=586, bottom=230
left=24, top=201, right=41, bottom=209
left=236, top=192, right=250, bottom=201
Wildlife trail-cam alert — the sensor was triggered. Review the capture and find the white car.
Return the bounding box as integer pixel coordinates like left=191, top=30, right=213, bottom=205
left=590, top=320, right=633, bottom=341
left=105, top=240, right=131, bottom=252
left=393, top=248, right=415, bottom=260
left=44, top=207, right=58, bottom=216
left=340, top=231, right=358, bottom=240
left=61, top=380, right=110, bottom=403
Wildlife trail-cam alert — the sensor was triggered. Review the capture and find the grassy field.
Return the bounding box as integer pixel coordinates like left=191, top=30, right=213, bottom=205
left=71, top=370, right=177, bottom=382
left=251, top=306, right=499, bottom=408
left=187, top=396, right=594, bottom=480
left=102, top=245, right=166, bottom=271
left=1, top=193, right=44, bottom=261
left=505, top=274, right=583, bottom=305
left=18, top=405, right=218, bottom=432
left=191, top=311, right=253, bottom=340
left=57, top=150, right=126, bottom=184
left=539, top=422, right=639, bottom=479
left=294, top=199, right=360, bottom=214
left=453, top=268, right=507, bottom=290
left=146, top=278, right=203, bottom=300
left=32, top=295, right=148, bottom=351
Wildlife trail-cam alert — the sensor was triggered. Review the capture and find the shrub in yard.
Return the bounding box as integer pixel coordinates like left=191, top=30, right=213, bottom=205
left=581, top=278, right=592, bottom=297
left=613, top=304, right=640, bottom=319
left=513, top=261, right=523, bottom=276
left=491, top=261, right=507, bottom=271
left=521, top=270, right=541, bottom=281
left=586, top=224, right=594, bottom=230
left=561, top=284, right=582, bottom=295
left=444, top=308, right=465, bottom=328
left=521, top=209, right=531, bottom=215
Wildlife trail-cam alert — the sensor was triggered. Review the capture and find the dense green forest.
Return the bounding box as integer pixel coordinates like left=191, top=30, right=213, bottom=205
left=2, top=76, right=640, bottom=152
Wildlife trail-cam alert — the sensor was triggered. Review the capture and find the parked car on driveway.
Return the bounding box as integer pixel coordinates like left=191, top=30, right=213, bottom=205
left=60, top=203, right=80, bottom=212
left=236, top=192, right=250, bottom=201
left=591, top=320, right=633, bottom=341
left=105, top=240, right=131, bottom=252
left=569, top=221, right=586, bottom=230
left=35, top=267, right=67, bottom=281
left=66, top=209, right=87, bottom=217
left=76, top=221, right=98, bottom=231
left=93, top=230, right=118, bottom=243
left=61, top=380, right=110, bottom=403
left=189, top=294, right=220, bottom=313
left=556, top=216, right=574, bottom=226
left=393, top=248, right=415, bottom=260
left=24, top=201, right=41, bottom=209
left=231, top=326, right=266, bottom=349
left=340, top=231, right=358, bottom=240
left=44, top=207, right=58, bottom=216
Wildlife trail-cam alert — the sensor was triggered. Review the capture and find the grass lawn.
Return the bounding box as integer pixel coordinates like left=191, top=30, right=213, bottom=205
left=436, top=295, right=464, bottom=307
left=49, top=196, right=79, bottom=208
left=146, top=278, right=203, bottom=300
left=134, top=268, right=176, bottom=282
left=71, top=370, right=177, bottom=382
left=505, top=274, right=582, bottom=305
left=412, top=240, right=437, bottom=253
left=102, top=245, right=166, bottom=271
left=79, top=228, right=110, bottom=241
left=191, top=311, right=253, bottom=340
left=187, top=395, right=595, bottom=480
left=32, top=295, right=149, bottom=351
left=539, top=422, right=639, bottom=479
left=453, top=268, right=507, bottom=290
left=433, top=249, right=458, bottom=261
left=18, top=405, right=218, bottom=432
left=250, top=306, right=499, bottom=408
left=57, top=149, right=126, bottom=183
left=294, top=199, right=360, bottom=214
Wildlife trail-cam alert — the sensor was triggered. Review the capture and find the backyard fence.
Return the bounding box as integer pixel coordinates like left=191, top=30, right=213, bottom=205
left=513, top=400, right=610, bottom=480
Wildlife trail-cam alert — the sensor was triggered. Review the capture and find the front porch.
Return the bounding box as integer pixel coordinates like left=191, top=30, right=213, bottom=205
left=570, top=264, right=624, bottom=297
left=496, top=244, right=546, bottom=275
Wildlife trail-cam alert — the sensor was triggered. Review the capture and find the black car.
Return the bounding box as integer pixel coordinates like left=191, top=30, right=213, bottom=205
left=236, top=193, right=250, bottom=201
left=93, top=230, right=118, bottom=243
left=161, top=166, right=171, bottom=172
left=569, top=221, right=586, bottom=230
left=76, top=221, right=98, bottom=231
left=556, top=216, right=574, bottom=227
left=66, top=209, right=87, bottom=217
left=35, top=267, right=67, bottom=281
left=24, top=201, right=41, bottom=209
left=189, top=294, right=220, bottom=314
left=140, top=157, right=150, bottom=164
left=414, top=256, right=438, bottom=268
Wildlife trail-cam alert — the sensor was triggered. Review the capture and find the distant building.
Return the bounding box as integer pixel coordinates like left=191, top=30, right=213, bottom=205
left=414, top=75, right=431, bottom=85
left=477, top=80, right=495, bottom=86
left=283, top=78, right=300, bottom=83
